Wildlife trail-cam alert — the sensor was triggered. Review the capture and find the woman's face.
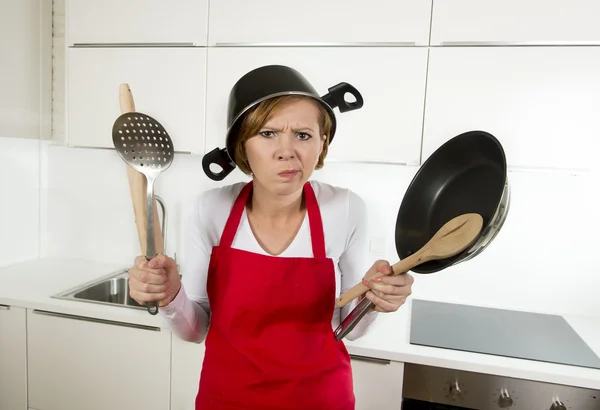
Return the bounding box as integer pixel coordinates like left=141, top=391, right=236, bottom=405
left=244, top=98, right=325, bottom=196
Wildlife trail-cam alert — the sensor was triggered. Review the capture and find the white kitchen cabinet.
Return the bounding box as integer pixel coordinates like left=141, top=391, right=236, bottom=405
left=205, top=47, right=428, bottom=165
left=26, top=309, right=171, bottom=410
left=170, top=337, right=205, bottom=410
left=67, top=47, right=206, bottom=153
left=208, top=0, right=432, bottom=46
left=0, top=305, right=27, bottom=410
left=66, top=0, right=209, bottom=46
left=430, top=0, right=600, bottom=45
left=351, top=355, right=404, bottom=410
left=422, top=46, right=600, bottom=172
left=1, top=0, right=52, bottom=140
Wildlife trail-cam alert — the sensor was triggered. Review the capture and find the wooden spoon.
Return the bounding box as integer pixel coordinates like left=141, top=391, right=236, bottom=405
left=336, top=213, right=484, bottom=308
left=119, top=84, right=165, bottom=259
left=118, top=84, right=167, bottom=313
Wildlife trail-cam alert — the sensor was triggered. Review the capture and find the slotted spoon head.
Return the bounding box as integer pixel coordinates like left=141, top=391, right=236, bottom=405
left=112, top=112, right=174, bottom=175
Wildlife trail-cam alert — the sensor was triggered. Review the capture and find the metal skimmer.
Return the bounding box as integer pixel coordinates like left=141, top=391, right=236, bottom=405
left=111, top=111, right=174, bottom=315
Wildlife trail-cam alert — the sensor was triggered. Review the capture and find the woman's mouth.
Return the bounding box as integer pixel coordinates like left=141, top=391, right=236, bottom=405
left=278, top=169, right=299, bottom=178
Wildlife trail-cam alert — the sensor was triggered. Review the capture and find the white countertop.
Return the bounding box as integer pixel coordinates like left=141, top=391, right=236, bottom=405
left=2, top=257, right=600, bottom=391
left=0, top=257, right=165, bottom=328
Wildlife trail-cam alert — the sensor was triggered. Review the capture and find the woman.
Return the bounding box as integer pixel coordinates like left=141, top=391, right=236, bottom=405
left=128, top=65, right=414, bottom=410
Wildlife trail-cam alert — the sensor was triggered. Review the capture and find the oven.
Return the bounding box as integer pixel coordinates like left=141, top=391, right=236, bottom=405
left=401, top=362, right=600, bottom=410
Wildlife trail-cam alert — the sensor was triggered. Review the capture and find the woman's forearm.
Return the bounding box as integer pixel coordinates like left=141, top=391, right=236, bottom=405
left=160, top=283, right=210, bottom=343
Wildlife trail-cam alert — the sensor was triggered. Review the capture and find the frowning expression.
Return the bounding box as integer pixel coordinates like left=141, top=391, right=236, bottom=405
left=244, top=98, right=325, bottom=195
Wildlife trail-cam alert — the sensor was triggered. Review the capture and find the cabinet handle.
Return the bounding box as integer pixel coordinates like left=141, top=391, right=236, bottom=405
left=214, top=41, right=417, bottom=47
left=0, top=304, right=10, bottom=310
left=71, top=42, right=195, bottom=48
left=326, top=158, right=412, bottom=166
left=438, top=41, right=600, bottom=46
left=32, top=309, right=161, bottom=332
left=439, top=41, right=516, bottom=46
left=349, top=354, right=391, bottom=365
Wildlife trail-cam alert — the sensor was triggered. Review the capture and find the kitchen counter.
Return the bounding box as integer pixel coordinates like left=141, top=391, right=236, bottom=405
left=0, top=257, right=165, bottom=328
left=347, top=300, right=600, bottom=391
left=1, top=257, right=599, bottom=391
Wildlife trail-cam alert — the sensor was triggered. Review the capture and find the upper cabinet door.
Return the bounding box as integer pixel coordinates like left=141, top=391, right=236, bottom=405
left=431, top=0, right=600, bottom=45
left=67, top=0, right=209, bottom=46
left=208, top=0, right=432, bottom=46
left=1, top=0, right=52, bottom=140
left=422, top=47, right=600, bottom=172
left=67, top=47, right=206, bottom=153
left=205, top=47, right=428, bottom=166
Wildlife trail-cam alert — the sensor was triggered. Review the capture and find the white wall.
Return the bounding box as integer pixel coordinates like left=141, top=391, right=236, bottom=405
left=0, top=0, right=50, bottom=268
left=0, top=137, right=40, bottom=268
left=40, top=142, right=600, bottom=317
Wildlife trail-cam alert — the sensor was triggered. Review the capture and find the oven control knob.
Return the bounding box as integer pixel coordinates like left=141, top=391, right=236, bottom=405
left=497, top=389, right=513, bottom=408
left=550, top=400, right=566, bottom=410
left=448, top=381, right=462, bottom=399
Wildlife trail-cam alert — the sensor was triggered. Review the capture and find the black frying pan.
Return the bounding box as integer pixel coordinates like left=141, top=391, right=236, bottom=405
left=395, top=129, right=510, bottom=273
left=334, top=130, right=510, bottom=341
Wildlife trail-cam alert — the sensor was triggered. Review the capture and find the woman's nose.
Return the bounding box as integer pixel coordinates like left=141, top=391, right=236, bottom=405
left=276, top=135, right=295, bottom=159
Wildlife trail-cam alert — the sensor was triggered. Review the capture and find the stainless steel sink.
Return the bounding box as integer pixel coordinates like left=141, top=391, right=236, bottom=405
left=53, top=195, right=180, bottom=311
left=53, top=269, right=145, bottom=310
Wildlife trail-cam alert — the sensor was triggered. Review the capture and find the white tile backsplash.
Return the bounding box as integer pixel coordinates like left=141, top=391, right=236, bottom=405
left=40, top=143, right=600, bottom=316
left=0, top=137, right=40, bottom=267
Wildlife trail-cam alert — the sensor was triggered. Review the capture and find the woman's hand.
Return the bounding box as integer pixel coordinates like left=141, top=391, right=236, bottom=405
left=361, top=260, right=414, bottom=313
left=128, top=254, right=181, bottom=307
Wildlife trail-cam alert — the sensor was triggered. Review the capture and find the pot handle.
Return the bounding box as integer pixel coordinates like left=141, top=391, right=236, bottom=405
left=321, top=82, right=364, bottom=113
left=202, top=147, right=236, bottom=181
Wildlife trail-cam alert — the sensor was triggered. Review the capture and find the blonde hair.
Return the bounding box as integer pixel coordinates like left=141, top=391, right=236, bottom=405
left=232, top=95, right=333, bottom=175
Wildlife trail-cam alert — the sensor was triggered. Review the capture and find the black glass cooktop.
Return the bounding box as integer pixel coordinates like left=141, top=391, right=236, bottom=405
left=410, top=299, right=600, bottom=370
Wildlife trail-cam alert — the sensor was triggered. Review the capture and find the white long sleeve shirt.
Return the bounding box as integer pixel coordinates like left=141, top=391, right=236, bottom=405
left=160, top=179, right=379, bottom=342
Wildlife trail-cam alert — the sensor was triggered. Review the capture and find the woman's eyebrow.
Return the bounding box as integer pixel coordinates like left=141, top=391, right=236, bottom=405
left=261, top=125, right=316, bottom=133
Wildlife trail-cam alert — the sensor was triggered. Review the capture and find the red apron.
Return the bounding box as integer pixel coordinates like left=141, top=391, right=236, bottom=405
left=195, top=181, right=355, bottom=410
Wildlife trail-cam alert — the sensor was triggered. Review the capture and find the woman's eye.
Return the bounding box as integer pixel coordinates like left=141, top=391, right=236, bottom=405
left=297, top=132, right=311, bottom=140
left=259, top=131, right=274, bottom=138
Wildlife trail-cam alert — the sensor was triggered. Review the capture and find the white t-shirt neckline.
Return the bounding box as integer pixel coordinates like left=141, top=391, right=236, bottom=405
left=236, top=208, right=311, bottom=258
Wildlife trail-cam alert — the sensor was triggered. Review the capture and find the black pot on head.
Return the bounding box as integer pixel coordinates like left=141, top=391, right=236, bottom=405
left=202, top=65, right=364, bottom=181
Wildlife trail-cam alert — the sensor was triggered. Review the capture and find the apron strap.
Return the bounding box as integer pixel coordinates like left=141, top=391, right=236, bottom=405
left=219, top=180, right=327, bottom=259
left=303, top=182, right=327, bottom=259
left=219, top=182, right=253, bottom=247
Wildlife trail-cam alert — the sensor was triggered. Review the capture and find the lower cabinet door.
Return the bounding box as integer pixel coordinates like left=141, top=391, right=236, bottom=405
left=26, top=309, right=171, bottom=410
left=351, top=354, right=404, bottom=410
left=170, top=336, right=206, bottom=410
left=0, top=305, right=27, bottom=410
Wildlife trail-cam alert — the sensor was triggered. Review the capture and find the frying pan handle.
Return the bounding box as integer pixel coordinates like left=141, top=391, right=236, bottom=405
left=321, top=82, right=364, bottom=113
left=202, top=147, right=236, bottom=181
left=334, top=297, right=374, bottom=341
